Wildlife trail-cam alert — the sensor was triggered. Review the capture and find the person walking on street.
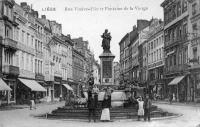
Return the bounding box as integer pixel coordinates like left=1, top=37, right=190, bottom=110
left=88, top=94, right=97, bottom=122
left=136, top=96, right=144, bottom=121
left=144, top=94, right=152, bottom=121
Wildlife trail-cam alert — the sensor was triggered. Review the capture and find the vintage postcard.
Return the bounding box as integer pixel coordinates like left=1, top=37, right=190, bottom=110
left=0, top=0, right=200, bottom=127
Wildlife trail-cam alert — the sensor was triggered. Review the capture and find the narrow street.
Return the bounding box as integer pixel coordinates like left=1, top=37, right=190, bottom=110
left=0, top=102, right=200, bottom=127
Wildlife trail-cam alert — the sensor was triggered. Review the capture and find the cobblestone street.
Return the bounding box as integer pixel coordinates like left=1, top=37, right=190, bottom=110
left=0, top=102, right=200, bottom=127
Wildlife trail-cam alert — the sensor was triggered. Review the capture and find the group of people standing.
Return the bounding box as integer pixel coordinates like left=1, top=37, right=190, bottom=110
left=136, top=94, right=152, bottom=121
left=87, top=85, right=112, bottom=122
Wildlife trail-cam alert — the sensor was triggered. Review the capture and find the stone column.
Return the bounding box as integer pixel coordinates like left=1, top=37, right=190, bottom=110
left=99, top=52, right=115, bottom=85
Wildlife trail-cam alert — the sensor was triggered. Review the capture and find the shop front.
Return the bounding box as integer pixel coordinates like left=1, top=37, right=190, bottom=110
left=16, top=78, right=46, bottom=104
left=168, top=75, right=187, bottom=102
left=62, top=80, right=73, bottom=100
left=54, top=76, right=62, bottom=101
left=0, top=78, right=12, bottom=106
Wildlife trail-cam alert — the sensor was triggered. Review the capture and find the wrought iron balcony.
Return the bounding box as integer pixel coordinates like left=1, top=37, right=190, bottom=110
left=2, top=65, right=19, bottom=76
left=165, top=64, right=189, bottom=75
left=1, top=38, right=18, bottom=50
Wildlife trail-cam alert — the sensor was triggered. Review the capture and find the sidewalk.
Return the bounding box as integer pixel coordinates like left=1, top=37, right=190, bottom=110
left=153, top=100, right=200, bottom=107
left=0, top=101, right=65, bottom=111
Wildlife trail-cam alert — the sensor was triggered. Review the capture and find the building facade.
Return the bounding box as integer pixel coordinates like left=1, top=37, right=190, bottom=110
left=187, top=0, right=200, bottom=102
left=147, top=19, right=164, bottom=99
left=161, top=0, right=190, bottom=102
left=113, top=62, right=120, bottom=85
left=92, top=61, right=100, bottom=85
left=0, top=0, right=19, bottom=104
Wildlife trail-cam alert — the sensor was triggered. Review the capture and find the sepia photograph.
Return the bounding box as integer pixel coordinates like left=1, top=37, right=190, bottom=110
left=0, top=0, right=200, bottom=127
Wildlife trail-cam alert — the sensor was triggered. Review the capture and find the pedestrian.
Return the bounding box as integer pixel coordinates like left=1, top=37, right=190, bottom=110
left=144, top=94, right=152, bottom=121
left=30, top=94, right=36, bottom=110
left=136, top=96, right=144, bottom=121
left=88, top=94, right=97, bottom=122
left=169, top=93, right=173, bottom=104
left=100, top=92, right=111, bottom=122
left=172, top=93, right=175, bottom=101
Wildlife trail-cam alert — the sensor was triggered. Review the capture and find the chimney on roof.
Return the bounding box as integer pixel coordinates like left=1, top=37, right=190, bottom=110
left=41, top=15, right=46, bottom=19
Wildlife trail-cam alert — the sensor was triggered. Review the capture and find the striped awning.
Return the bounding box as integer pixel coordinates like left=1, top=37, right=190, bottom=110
left=18, top=78, right=46, bottom=92
left=62, top=84, right=73, bottom=91
left=168, top=76, right=185, bottom=85
left=0, top=78, right=11, bottom=91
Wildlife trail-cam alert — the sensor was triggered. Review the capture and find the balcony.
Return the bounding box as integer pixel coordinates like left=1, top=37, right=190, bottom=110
left=2, top=65, right=19, bottom=76
left=165, top=64, right=189, bottom=75
left=35, top=73, right=45, bottom=80
left=1, top=38, right=18, bottom=51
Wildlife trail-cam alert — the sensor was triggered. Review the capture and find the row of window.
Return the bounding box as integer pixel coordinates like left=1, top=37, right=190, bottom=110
left=148, top=35, right=164, bottom=51
left=164, top=0, right=187, bottom=25
left=62, top=68, right=72, bottom=80
left=165, top=22, right=188, bottom=46
left=166, top=48, right=188, bottom=68
left=148, top=47, right=164, bottom=64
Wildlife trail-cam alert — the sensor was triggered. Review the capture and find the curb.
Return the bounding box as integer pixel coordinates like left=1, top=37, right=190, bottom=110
left=39, top=114, right=182, bottom=122
left=153, top=101, right=200, bottom=107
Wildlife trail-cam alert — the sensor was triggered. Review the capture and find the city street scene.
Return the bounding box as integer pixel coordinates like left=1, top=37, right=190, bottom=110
left=0, top=0, right=200, bottom=126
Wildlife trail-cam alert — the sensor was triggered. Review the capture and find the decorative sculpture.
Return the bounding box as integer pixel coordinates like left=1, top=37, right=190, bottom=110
left=101, top=29, right=112, bottom=53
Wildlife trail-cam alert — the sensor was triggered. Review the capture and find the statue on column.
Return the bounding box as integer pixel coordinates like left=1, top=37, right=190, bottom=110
left=101, top=29, right=112, bottom=53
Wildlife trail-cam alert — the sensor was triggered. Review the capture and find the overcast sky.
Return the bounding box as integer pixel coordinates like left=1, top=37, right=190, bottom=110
left=15, top=0, right=164, bottom=62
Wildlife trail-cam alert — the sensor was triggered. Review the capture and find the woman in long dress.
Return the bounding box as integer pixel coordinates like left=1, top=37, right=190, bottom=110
left=100, top=91, right=111, bottom=122
left=137, top=96, right=144, bottom=121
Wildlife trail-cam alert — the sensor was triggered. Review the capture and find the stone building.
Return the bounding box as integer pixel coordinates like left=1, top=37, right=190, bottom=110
left=113, top=62, right=120, bottom=85
left=147, top=19, right=164, bottom=99
left=0, top=0, right=19, bottom=104
left=119, top=33, right=129, bottom=84
left=161, top=0, right=190, bottom=102
left=72, top=49, right=85, bottom=97
left=92, top=61, right=100, bottom=85
left=187, top=0, right=200, bottom=102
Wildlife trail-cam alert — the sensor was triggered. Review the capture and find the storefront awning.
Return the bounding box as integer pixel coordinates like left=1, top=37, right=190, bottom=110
left=0, top=78, right=12, bottom=91
left=18, top=78, right=46, bottom=92
left=168, top=76, right=185, bottom=85
left=62, top=84, right=73, bottom=91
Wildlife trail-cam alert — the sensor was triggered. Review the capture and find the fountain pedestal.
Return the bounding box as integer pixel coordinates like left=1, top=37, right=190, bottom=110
left=99, top=52, right=115, bottom=85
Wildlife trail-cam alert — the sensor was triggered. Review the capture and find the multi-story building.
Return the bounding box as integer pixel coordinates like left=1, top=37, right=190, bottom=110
left=39, top=15, right=54, bottom=102
left=0, top=0, right=19, bottom=104
left=113, top=62, right=120, bottom=85
left=147, top=19, right=164, bottom=98
left=161, top=0, right=190, bottom=102
left=72, top=49, right=85, bottom=96
left=92, top=61, right=100, bottom=85
left=12, top=2, right=46, bottom=104
left=119, top=33, right=129, bottom=84
left=60, top=34, right=73, bottom=98
left=187, top=0, right=200, bottom=102
left=49, top=21, right=63, bottom=100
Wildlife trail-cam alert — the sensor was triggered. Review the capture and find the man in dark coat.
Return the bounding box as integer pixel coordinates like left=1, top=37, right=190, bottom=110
left=144, top=94, right=152, bottom=121
left=88, top=94, right=97, bottom=122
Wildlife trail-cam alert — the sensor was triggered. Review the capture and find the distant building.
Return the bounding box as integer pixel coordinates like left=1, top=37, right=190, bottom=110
left=113, top=62, right=120, bottom=85
left=93, top=61, right=100, bottom=85
left=147, top=19, right=164, bottom=98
